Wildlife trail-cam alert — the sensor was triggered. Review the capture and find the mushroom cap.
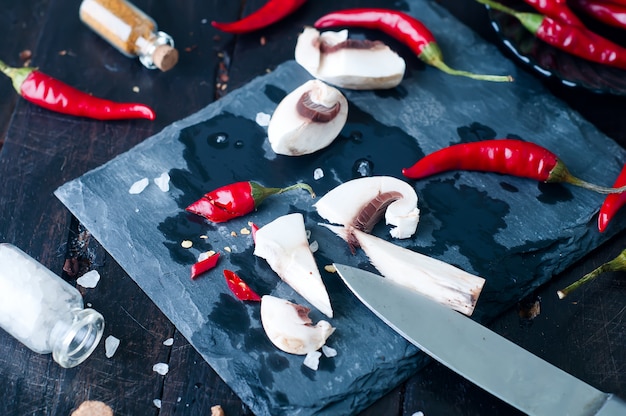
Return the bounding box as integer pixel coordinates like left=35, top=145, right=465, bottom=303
left=261, top=295, right=335, bottom=355
left=314, top=176, right=420, bottom=239
left=267, top=79, right=348, bottom=156
left=295, top=27, right=406, bottom=90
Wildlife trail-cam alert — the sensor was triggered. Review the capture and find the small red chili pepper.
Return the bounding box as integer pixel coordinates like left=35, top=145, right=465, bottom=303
left=190, top=252, right=221, bottom=280
left=572, top=0, right=626, bottom=30
left=598, top=164, right=626, bottom=232
left=0, top=60, right=155, bottom=121
left=186, top=181, right=315, bottom=223
left=402, top=139, right=626, bottom=194
left=478, top=0, right=626, bottom=70
left=249, top=222, right=260, bottom=243
left=522, top=0, right=584, bottom=26
left=314, top=8, right=513, bottom=82
left=212, top=0, right=307, bottom=34
left=224, top=269, right=261, bottom=301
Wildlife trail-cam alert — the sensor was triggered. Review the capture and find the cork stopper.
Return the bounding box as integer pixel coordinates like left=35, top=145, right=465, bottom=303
left=152, top=44, right=179, bottom=71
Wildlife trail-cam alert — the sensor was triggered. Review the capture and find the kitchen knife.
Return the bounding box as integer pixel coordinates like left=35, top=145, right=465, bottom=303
left=333, top=263, right=626, bottom=416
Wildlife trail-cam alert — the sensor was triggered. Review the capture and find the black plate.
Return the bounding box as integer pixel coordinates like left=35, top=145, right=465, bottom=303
left=487, top=0, right=626, bottom=95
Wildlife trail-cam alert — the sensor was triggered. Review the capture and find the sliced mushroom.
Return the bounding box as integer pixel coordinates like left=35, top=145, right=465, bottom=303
left=260, top=295, right=335, bottom=355
left=267, top=79, right=348, bottom=156
left=295, top=27, right=406, bottom=90
left=314, top=176, right=420, bottom=239
left=253, top=213, right=333, bottom=318
left=322, top=225, right=485, bottom=316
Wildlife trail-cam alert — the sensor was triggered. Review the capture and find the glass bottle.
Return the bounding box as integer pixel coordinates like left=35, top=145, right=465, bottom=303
left=79, top=0, right=179, bottom=71
left=0, top=243, right=105, bottom=368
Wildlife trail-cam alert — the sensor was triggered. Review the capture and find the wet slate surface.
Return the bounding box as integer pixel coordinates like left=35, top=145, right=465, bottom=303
left=54, top=1, right=626, bottom=415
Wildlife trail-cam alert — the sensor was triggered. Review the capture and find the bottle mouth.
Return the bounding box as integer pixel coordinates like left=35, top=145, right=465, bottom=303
left=53, top=308, right=105, bottom=368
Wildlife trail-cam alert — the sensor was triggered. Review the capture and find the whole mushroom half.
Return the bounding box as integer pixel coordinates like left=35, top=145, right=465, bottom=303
left=314, top=176, right=420, bottom=239
left=260, top=295, right=335, bottom=355
left=267, top=79, right=348, bottom=156
left=295, top=27, right=406, bottom=90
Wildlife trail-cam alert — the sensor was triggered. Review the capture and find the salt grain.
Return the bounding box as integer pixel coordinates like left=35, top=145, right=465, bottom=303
left=105, top=335, right=120, bottom=358
left=129, top=178, right=149, bottom=194
left=154, top=172, right=170, bottom=192
left=77, top=270, right=100, bottom=289
left=303, top=350, right=322, bottom=370
left=255, top=112, right=271, bottom=127
left=153, top=362, right=169, bottom=375
left=309, top=240, right=319, bottom=253
left=181, top=240, right=193, bottom=249
left=153, top=399, right=162, bottom=408
left=240, top=227, right=250, bottom=235
left=322, top=345, right=337, bottom=357
left=313, top=168, right=324, bottom=180
left=163, top=337, right=174, bottom=346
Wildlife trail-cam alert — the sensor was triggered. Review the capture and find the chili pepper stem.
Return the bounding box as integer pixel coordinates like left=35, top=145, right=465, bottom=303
left=251, top=182, right=315, bottom=207
left=476, top=0, right=544, bottom=33
left=557, top=248, right=626, bottom=299
left=550, top=163, right=626, bottom=194
left=421, top=44, right=513, bottom=82
left=0, top=59, right=34, bottom=93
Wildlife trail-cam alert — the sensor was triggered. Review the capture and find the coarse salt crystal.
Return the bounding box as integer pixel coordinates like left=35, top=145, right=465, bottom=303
left=255, top=112, right=271, bottom=127
left=322, top=345, right=337, bottom=357
left=303, top=350, right=322, bottom=370
left=154, top=172, right=170, bottom=192
left=309, top=240, right=319, bottom=253
left=153, top=399, right=162, bottom=408
left=76, top=270, right=100, bottom=289
left=181, top=240, right=193, bottom=249
left=153, top=362, right=169, bottom=375
left=411, top=412, right=424, bottom=416
left=129, top=178, right=149, bottom=194
left=163, top=337, right=174, bottom=346
left=105, top=335, right=120, bottom=358
left=313, top=168, right=324, bottom=180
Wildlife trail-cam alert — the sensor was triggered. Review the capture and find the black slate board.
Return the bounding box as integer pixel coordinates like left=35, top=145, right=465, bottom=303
left=55, top=1, right=626, bottom=414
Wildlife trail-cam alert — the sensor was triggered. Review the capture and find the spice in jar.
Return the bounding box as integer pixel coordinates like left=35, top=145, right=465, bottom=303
left=79, top=0, right=179, bottom=71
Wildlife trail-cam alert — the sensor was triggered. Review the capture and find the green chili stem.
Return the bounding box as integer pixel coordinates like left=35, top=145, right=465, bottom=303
left=0, top=59, right=34, bottom=93
left=420, top=43, right=514, bottom=83
left=557, top=248, right=626, bottom=299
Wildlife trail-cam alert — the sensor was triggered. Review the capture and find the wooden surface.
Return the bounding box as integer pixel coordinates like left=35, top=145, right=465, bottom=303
left=0, top=1, right=624, bottom=415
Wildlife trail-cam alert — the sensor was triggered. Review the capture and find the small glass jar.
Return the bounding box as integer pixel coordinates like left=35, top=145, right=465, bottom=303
left=0, top=243, right=105, bottom=368
left=79, top=0, right=179, bottom=71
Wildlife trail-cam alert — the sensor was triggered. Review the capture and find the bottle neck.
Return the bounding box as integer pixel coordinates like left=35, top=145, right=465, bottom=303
left=136, top=31, right=177, bottom=70
left=51, top=308, right=104, bottom=368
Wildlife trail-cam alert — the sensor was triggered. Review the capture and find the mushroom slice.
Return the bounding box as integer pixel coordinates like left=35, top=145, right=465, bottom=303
left=295, top=27, right=406, bottom=90
left=260, top=295, right=335, bottom=355
left=267, top=79, right=348, bottom=156
left=314, top=176, right=419, bottom=239
left=322, top=225, right=485, bottom=316
left=254, top=213, right=333, bottom=318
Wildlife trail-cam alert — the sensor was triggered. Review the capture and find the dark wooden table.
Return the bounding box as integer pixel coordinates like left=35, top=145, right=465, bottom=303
left=1, top=1, right=624, bottom=415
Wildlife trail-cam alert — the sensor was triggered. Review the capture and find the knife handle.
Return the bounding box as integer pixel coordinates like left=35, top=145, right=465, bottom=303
left=595, top=394, right=626, bottom=415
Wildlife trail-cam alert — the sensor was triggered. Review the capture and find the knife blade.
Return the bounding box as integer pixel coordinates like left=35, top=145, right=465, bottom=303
left=333, top=263, right=626, bottom=416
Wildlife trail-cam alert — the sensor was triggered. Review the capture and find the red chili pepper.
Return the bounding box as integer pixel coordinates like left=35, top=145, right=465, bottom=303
left=249, top=222, right=260, bottom=243
left=190, top=252, right=221, bottom=280
left=314, top=8, right=513, bottom=82
left=598, top=164, right=626, bottom=232
left=212, top=0, right=307, bottom=34
left=224, top=269, right=261, bottom=301
left=479, top=0, right=626, bottom=70
left=0, top=60, right=155, bottom=121
left=402, top=139, right=626, bottom=194
left=186, top=181, right=315, bottom=223
left=572, top=0, right=626, bottom=30
left=522, top=0, right=584, bottom=26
